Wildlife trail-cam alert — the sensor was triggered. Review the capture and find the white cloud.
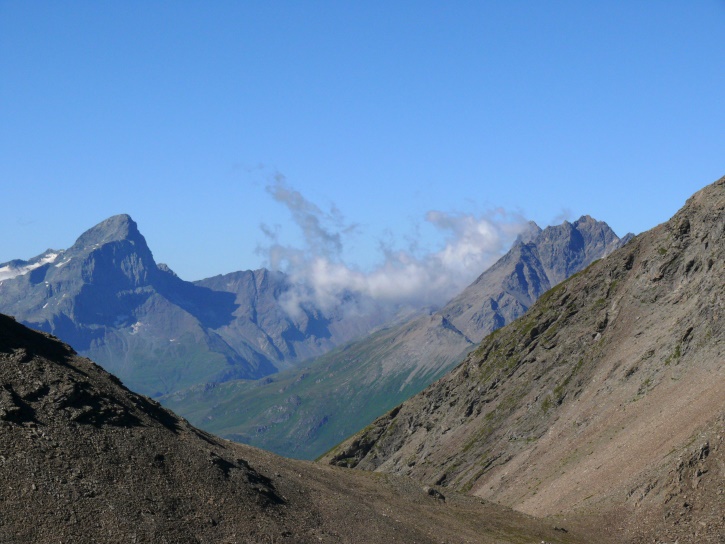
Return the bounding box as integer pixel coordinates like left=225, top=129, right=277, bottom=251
left=258, top=174, right=530, bottom=316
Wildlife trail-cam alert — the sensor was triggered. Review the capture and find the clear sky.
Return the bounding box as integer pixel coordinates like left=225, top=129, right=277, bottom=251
left=2, top=2, right=724, bottom=284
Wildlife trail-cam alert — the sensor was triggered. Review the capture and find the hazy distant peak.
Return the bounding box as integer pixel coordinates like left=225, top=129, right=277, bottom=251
left=572, top=214, right=614, bottom=231
left=535, top=219, right=575, bottom=242
left=514, top=221, right=542, bottom=245
left=538, top=215, right=618, bottom=239
left=73, top=214, right=141, bottom=249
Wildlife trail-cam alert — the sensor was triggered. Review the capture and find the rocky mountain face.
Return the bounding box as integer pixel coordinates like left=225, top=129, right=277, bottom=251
left=165, top=216, right=627, bottom=460
left=195, top=269, right=392, bottom=370
left=440, top=214, right=623, bottom=344
left=0, top=312, right=586, bottom=544
left=323, top=177, right=725, bottom=543
left=0, top=215, right=390, bottom=397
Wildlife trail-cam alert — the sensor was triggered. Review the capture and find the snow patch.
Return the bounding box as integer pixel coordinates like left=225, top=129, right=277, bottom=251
left=0, top=253, right=59, bottom=281
left=130, top=322, right=143, bottom=335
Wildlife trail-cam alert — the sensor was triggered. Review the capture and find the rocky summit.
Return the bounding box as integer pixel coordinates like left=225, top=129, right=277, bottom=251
left=0, top=313, right=586, bottom=544
left=323, top=176, right=725, bottom=543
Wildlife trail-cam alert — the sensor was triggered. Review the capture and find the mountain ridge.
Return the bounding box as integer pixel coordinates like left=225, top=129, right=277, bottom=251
left=322, top=176, right=725, bottom=543
left=0, top=215, right=395, bottom=396
left=164, top=215, right=628, bottom=460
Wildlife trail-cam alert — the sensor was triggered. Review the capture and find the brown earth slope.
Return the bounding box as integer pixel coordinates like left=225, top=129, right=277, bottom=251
left=0, top=312, right=587, bottom=544
left=323, top=176, right=725, bottom=543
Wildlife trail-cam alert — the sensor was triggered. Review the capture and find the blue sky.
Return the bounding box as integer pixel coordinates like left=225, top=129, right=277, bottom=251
left=2, top=2, right=724, bottom=285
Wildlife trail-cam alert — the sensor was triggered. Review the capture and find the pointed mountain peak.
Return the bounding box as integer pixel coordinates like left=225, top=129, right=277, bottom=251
left=572, top=214, right=614, bottom=232
left=72, top=214, right=143, bottom=250
left=58, top=214, right=158, bottom=291
left=515, top=221, right=542, bottom=245
left=539, top=214, right=618, bottom=241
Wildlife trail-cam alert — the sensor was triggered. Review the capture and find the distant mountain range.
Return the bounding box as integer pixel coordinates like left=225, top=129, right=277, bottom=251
left=0, top=211, right=631, bottom=462
left=0, top=215, right=395, bottom=396
left=163, top=215, right=631, bottom=459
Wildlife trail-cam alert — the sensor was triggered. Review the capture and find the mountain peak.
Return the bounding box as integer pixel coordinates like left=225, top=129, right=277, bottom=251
left=515, top=221, right=542, bottom=244
left=73, top=214, right=142, bottom=249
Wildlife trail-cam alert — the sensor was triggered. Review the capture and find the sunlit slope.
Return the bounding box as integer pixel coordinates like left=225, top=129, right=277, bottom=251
left=323, top=176, right=725, bottom=543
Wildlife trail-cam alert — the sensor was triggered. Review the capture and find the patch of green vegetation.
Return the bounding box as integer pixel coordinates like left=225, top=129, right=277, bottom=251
left=96, top=333, right=233, bottom=397
left=519, top=316, right=538, bottom=338
left=664, top=344, right=682, bottom=366
left=551, top=358, right=583, bottom=404
left=474, top=339, right=524, bottom=384
left=541, top=395, right=553, bottom=414
left=171, top=327, right=469, bottom=461
left=460, top=466, right=486, bottom=493
left=658, top=247, right=668, bottom=255
left=461, top=423, right=493, bottom=454
left=634, top=377, right=653, bottom=398
left=536, top=281, right=568, bottom=308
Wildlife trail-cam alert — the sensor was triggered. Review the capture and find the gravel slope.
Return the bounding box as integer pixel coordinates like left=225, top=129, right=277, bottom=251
left=0, top=312, right=584, bottom=544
